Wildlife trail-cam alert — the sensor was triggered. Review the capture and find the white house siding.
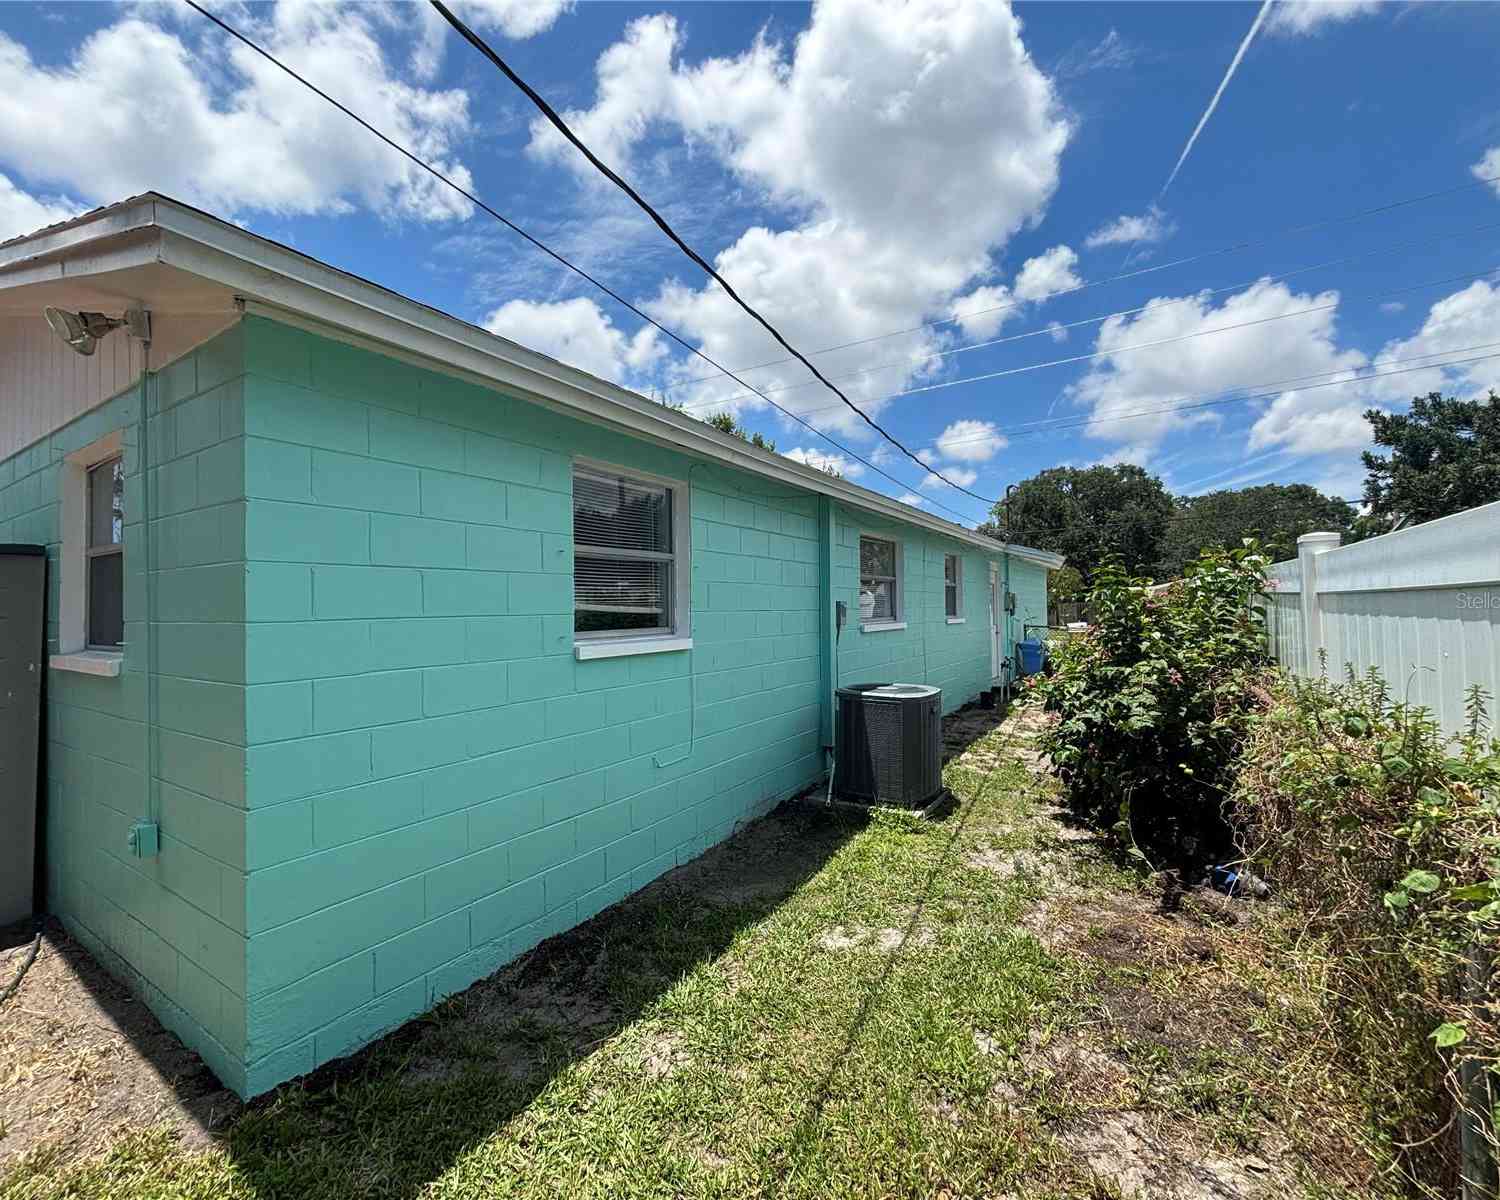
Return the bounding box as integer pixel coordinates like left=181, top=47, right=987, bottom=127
left=0, top=313, right=236, bottom=463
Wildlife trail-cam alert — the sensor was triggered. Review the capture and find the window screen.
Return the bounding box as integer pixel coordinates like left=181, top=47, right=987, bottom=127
left=573, top=467, right=676, bottom=636
left=944, top=554, right=961, bottom=618
left=859, top=536, right=899, bottom=622
left=87, top=457, right=124, bottom=648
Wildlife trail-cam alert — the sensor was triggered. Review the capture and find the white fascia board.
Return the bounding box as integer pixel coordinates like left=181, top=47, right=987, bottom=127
left=7, top=193, right=1063, bottom=567
left=1007, top=547, right=1066, bottom=571
left=0, top=229, right=165, bottom=294
left=0, top=196, right=160, bottom=276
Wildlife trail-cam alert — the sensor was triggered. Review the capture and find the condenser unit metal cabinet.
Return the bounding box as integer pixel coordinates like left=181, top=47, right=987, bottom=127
left=835, top=683, right=943, bottom=808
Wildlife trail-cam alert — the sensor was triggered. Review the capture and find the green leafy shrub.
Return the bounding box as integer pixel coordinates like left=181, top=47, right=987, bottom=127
left=1235, top=669, right=1500, bottom=1190
left=1036, top=543, right=1270, bottom=867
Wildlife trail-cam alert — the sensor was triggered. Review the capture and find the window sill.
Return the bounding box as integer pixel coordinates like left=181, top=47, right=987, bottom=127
left=50, top=650, right=123, bottom=677
left=861, top=621, right=907, bottom=633
left=946, top=617, right=967, bottom=625
left=574, top=635, right=694, bottom=661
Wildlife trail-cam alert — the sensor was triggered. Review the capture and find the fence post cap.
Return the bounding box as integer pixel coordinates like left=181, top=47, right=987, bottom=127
left=1297, top=531, right=1343, bottom=549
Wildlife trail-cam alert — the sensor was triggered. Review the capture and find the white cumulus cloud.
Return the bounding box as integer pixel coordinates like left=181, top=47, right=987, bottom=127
left=1370, top=279, right=1500, bottom=402
left=0, top=5, right=480, bottom=221
left=919, top=465, right=979, bottom=491
left=412, top=0, right=573, bottom=79
left=935, top=419, right=1008, bottom=463
left=1071, top=278, right=1367, bottom=455
left=483, top=296, right=663, bottom=386
left=783, top=447, right=865, bottom=478
left=950, top=285, right=1015, bottom=340
left=1084, top=208, right=1174, bottom=249
left=0, top=172, right=79, bottom=241
left=1248, top=279, right=1500, bottom=458
left=533, top=0, right=1071, bottom=437
left=1013, top=245, right=1082, bottom=303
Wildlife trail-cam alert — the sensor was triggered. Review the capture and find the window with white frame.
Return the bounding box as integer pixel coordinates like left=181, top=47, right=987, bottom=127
left=859, top=535, right=900, bottom=623
left=944, top=553, right=962, bottom=619
left=573, top=464, right=687, bottom=640
left=53, top=431, right=126, bottom=671
left=86, top=457, right=125, bottom=648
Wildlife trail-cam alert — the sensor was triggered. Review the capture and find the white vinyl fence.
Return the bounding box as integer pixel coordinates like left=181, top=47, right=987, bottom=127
left=1265, top=500, right=1500, bottom=736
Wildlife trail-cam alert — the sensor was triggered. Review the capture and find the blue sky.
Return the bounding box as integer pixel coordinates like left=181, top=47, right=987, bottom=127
left=2, top=0, right=1498, bottom=527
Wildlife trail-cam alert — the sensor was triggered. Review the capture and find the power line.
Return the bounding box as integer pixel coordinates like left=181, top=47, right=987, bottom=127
left=929, top=342, right=1500, bottom=536
left=957, top=344, right=1500, bottom=449
left=428, top=0, right=996, bottom=504
left=671, top=224, right=1500, bottom=414
left=671, top=171, right=1500, bottom=387
left=916, top=341, right=1500, bottom=454
left=679, top=263, right=1500, bottom=422
left=180, top=0, right=987, bottom=527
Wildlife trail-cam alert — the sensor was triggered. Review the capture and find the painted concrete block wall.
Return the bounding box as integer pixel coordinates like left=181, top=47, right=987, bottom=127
left=9, top=311, right=1046, bottom=1100
left=831, top=505, right=1002, bottom=712
left=1008, top=558, right=1049, bottom=649
left=234, top=317, right=826, bottom=1094
left=0, top=324, right=252, bottom=1092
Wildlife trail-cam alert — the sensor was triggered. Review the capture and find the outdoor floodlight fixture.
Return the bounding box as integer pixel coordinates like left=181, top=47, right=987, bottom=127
left=42, top=306, right=151, bottom=357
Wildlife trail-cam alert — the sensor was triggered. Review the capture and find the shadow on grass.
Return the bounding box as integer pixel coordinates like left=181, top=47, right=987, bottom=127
left=217, top=801, right=869, bottom=1200
left=18, top=705, right=1022, bottom=1197
left=782, top=705, right=1015, bottom=1170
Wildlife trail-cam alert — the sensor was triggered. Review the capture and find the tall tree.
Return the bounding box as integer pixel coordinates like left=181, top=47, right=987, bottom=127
left=1157, top=484, right=1355, bottom=576
left=980, top=464, right=1175, bottom=583
left=1361, top=392, right=1500, bottom=527
left=705, top=411, right=776, bottom=451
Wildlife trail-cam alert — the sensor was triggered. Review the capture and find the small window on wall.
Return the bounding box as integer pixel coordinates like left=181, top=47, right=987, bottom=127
left=86, top=457, right=124, bottom=648
left=859, top=535, right=900, bottom=623
left=944, top=553, right=962, bottom=619
left=573, top=464, right=684, bottom=639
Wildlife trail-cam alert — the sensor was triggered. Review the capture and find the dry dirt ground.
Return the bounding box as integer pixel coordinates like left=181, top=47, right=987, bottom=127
left=961, top=706, right=1384, bottom=1199
left=0, top=926, right=240, bottom=1168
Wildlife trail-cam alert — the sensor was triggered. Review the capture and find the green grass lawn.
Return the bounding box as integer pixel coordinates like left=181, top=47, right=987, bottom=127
left=2, top=707, right=1400, bottom=1200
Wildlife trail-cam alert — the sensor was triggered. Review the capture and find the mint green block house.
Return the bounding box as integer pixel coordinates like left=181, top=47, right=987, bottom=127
left=0, top=196, right=1059, bottom=1097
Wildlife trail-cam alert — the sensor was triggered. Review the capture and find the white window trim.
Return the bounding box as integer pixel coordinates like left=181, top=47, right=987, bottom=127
left=50, top=650, right=123, bottom=677
left=858, top=532, right=903, bottom=627
left=946, top=617, right=967, bottom=625
left=571, top=457, right=692, bottom=656
left=575, top=635, right=693, bottom=661
left=51, top=431, right=125, bottom=675
left=944, top=552, right=964, bottom=621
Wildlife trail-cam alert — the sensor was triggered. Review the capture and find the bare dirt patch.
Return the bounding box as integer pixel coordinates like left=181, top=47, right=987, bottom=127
left=966, top=846, right=1068, bottom=886
left=1016, top=1031, right=1132, bottom=1100
left=0, top=924, right=240, bottom=1170
left=816, top=923, right=936, bottom=953
left=941, top=701, right=1009, bottom=766
left=640, top=1031, right=689, bottom=1081
left=655, top=807, right=850, bottom=910
left=1065, top=1109, right=1290, bottom=1199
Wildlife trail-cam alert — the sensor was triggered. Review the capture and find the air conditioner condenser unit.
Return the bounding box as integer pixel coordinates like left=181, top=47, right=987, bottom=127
left=834, top=683, right=943, bottom=808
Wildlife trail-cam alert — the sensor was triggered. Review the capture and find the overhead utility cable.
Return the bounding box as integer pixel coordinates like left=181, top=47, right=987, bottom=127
left=928, top=344, right=1500, bottom=452
left=685, top=263, right=1500, bottom=422
left=672, top=226, right=1500, bottom=414
left=427, top=0, right=996, bottom=503
left=670, top=172, right=1500, bottom=386
left=181, top=0, right=985, bottom=523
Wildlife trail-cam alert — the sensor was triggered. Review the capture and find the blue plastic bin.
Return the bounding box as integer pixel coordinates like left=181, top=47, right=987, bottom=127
left=1018, top=638, right=1045, bottom=676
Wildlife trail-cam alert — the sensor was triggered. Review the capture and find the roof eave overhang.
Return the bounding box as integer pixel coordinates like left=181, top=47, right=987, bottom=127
left=1, top=194, right=1063, bottom=569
